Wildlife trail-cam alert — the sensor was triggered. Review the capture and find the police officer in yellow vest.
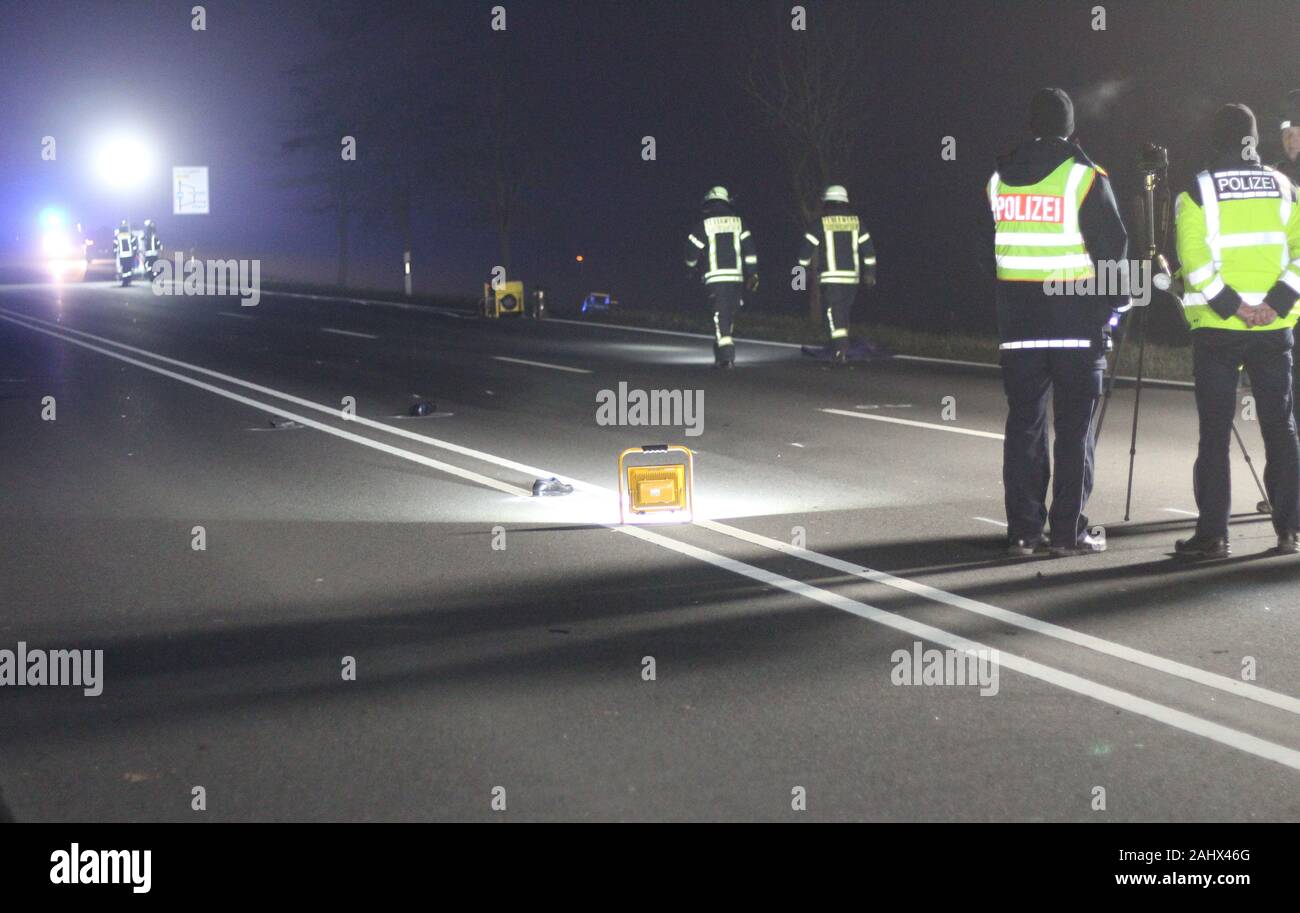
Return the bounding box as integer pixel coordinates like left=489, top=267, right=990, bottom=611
left=1173, top=104, right=1300, bottom=558
left=989, top=89, right=1129, bottom=557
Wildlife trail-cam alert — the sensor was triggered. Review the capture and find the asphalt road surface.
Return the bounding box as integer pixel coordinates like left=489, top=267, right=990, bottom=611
left=1, top=273, right=1297, bottom=822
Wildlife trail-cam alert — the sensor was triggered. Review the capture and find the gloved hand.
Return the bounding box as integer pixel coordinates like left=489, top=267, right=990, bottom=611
left=746, top=274, right=760, bottom=292
left=862, top=272, right=878, bottom=290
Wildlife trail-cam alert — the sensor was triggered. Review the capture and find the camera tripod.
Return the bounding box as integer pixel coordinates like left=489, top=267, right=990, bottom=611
left=1092, top=150, right=1269, bottom=522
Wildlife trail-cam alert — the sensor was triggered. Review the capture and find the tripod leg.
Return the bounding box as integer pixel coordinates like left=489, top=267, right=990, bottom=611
left=1094, top=312, right=1129, bottom=443
left=1230, top=421, right=1271, bottom=512
left=1123, top=309, right=1149, bottom=522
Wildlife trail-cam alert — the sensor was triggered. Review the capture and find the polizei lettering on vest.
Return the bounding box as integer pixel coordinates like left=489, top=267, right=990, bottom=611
left=995, top=194, right=1065, bottom=224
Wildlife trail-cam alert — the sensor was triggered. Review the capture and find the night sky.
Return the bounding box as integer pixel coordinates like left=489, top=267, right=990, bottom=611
left=2, top=0, right=1297, bottom=330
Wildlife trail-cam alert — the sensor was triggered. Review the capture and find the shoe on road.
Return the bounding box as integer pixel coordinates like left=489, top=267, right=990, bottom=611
left=1174, top=535, right=1230, bottom=559
left=1050, top=533, right=1106, bottom=557
left=1257, top=499, right=1272, bottom=514
left=1007, top=538, right=1043, bottom=557
left=1277, top=532, right=1299, bottom=554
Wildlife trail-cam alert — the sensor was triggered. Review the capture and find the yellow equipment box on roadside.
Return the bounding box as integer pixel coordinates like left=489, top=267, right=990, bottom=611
left=482, top=280, right=525, bottom=318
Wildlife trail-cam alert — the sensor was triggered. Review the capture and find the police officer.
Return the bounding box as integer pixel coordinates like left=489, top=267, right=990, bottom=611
left=989, top=88, right=1129, bottom=557
left=1275, top=89, right=1300, bottom=185
left=1173, top=103, right=1300, bottom=558
left=684, top=186, right=758, bottom=368
left=797, top=185, right=876, bottom=363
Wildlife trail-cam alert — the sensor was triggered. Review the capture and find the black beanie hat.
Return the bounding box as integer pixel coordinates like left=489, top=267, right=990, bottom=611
left=1029, top=88, right=1075, bottom=138
left=1283, top=89, right=1300, bottom=129
left=1211, top=103, right=1259, bottom=156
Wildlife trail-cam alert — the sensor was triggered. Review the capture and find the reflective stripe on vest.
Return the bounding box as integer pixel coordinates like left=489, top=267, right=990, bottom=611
left=1183, top=168, right=1298, bottom=331
left=990, top=159, right=1095, bottom=282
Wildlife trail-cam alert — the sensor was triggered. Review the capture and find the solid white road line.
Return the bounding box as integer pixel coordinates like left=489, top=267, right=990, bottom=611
left=492, top=355, right=592, bottom=374
left=0, top=313, right=528, bottom=498
left=321, top=327, right=379, bottom=339
left=7, top=307, right=1298, bottom=723
left=692, top=518, right=1300, bottom=718
left=823, top=407, right=1005, bottom=440
left=1163, top=508, right=1198, bottom=516
left=218, top=312, right=255, bottom=320
left=614, top=528, right=1300, bottom=772
left=973, top=516, right=1009, bottom=528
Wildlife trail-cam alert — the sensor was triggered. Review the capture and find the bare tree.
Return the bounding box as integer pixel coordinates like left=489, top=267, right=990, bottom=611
left=741, top=3, right=870, bottom=322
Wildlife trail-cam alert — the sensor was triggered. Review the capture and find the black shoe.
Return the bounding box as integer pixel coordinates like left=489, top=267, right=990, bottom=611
left=1007, top=538, right=1043, bottom=557
left=1257, top=499, right=1272, bottom=515
left=1277, top=532, right=1299, bottom=554
left=714, top=360, right=734, bottom=369
left=831, top=350, right=847, bottom=365
left=1050, top=532, right=1107, bottom=557
left=1175, top=535, right=1230, bottom=559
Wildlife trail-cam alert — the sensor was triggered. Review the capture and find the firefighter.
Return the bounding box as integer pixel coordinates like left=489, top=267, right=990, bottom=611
left=684, top=186, right=758, bottom=368
left=1173, top=103, right=1300, bottom=558
left=141, top=219, right=162, bottom=276
left=797, top=185, right=876, bottom=363
left=989, top=88, right=1129, bottom=557
left=1275, top=89, right=1300, bottom=185
left=114, top=220, right=136, bottom=278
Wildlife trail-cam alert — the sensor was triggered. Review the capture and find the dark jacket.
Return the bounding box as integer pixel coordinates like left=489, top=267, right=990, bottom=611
left=989, top=137, right=1129, bottom=348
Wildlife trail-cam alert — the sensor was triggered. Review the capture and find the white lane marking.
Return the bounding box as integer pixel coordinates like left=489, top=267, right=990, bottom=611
left=262, top=288, right=466, bottom=317
left=1163, top=508, right=1198, bottom=516
left=693, top=518, right=1300, bottom=718
left=218, top=312, right=255, bottom=320
left=545, top=317, right=801, bottom=349
left=823, top=407, right=1005, bottom=440
left=0, top=310, right=570, bottom=488
left=0, top=313, right=528, bottom=497
left=321, top=327, right=379, bottom=339
left=973, top=516, right=1009, bottom=528
left=9, top=308, right=1299, bottom=721
left=616, top=525, right=1300, bottom=771
left=492, top=355, right=592, bottom=375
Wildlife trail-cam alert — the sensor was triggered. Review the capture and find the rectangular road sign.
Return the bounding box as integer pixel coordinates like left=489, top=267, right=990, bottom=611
left=172, top=166, right=210, bottom=215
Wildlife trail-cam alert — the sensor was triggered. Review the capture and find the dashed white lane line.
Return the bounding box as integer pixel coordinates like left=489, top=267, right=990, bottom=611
left=973, top=516, right=1008, bottom=528
left=321, top=327, right=379, bottom=339
left=822, top=407, right=1005, bottom=440
left=492, top=355, right=592, bottom=374
left=6, top=307, right=1300, bottom=762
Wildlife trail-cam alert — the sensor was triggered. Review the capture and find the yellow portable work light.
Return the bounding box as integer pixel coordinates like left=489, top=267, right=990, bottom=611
left=618, top=444, right=695, bottom=524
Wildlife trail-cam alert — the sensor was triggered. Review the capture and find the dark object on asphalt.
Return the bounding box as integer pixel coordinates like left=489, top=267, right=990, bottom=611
left=1007, top=538, right=1043, bottom=557
left=1175, top=535, right=1230, bottom=559
left=410, top=400, right=436, bottom=417
left=268, top=417, right=305, bottom=429
left=800, top=338, right=892, bottom=362
left=1277, top=532, right=1299, bottom=554
left=532, top=477, right=573, bottom=496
